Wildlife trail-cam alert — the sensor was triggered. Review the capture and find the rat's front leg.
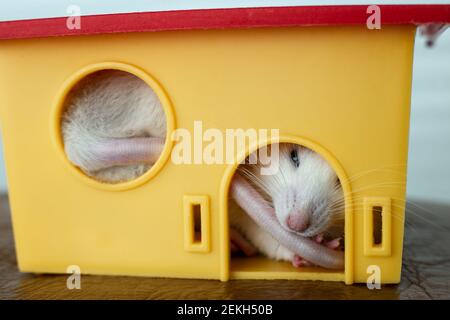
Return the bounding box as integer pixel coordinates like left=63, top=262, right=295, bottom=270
left=229, top=228, right=258, bottom=257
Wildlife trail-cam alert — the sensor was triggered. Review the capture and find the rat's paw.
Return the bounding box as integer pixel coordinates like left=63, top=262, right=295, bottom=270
left=292, top=234, right=342, bottom=268
left=314, top=233, right=341, bottom=249
left=292, top=255, right=314, bottom=268
left=325, top=237, right=341, bottom=249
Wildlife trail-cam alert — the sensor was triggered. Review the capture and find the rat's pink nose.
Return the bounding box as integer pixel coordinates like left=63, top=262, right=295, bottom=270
left=287, top=213, right=310, bottom=232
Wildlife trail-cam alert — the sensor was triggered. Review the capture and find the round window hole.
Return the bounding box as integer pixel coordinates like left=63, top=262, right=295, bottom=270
left=60, top=69, right=169, bottom=185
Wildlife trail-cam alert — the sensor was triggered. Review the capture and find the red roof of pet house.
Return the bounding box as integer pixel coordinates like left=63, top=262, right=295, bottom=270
left=0, top=4, right=449, bottom=40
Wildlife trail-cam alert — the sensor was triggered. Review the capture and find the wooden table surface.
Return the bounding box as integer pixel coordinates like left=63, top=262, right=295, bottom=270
left=1, top=194, right=450, bottom=300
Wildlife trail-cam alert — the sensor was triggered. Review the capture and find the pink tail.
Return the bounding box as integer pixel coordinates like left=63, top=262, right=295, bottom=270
left=88, top=137, right=165, bottom=171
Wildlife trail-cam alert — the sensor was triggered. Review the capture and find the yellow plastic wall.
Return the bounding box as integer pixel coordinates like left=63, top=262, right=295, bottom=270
left=0, top=25, right=415, bottom=284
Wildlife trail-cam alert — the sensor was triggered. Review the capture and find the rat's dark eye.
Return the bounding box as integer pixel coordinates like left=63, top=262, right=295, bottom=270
left=290, top=149, right=300, bottom=168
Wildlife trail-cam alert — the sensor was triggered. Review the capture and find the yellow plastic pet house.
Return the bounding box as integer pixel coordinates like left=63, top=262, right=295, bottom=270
left=0, top=2, right=449, bottom=284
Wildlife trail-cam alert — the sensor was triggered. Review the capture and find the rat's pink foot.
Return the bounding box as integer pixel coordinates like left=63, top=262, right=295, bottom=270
left=292, top=255, right=314, bottom=268
left=325, top=238, right=341, bottom=249
left=230, top=228, right=258, bottom=257
left=313, top=234, right=341, bottom=249
left=313, top=233, right=324, bottom=244
left=292, top=236, right=342, bottom=268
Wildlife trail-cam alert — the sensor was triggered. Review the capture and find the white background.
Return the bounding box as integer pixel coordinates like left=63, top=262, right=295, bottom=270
left=1, top=0, right=450, bottom=21
left=0, top=1, right=449, bottom=204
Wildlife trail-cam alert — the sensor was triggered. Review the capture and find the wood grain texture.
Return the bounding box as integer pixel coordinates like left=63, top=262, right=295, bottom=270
left=1, top=194, right=449, bottom=300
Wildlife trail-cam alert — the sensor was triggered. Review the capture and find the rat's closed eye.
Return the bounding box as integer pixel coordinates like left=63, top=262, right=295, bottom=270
left=290, top=148, right=300, bottom=168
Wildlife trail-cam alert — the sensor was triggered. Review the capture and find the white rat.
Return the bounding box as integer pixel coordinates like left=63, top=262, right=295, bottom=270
left=61, top=70, right=344, bottom=268
left=229, top=144, right=344, bottom=267
left=62, top=70, right=166, bottom=183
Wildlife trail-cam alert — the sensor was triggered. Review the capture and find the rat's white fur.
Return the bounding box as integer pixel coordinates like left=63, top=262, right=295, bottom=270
left=62, top=70, right=166, bottom=183
left=230, top=144, right=344, bottom=262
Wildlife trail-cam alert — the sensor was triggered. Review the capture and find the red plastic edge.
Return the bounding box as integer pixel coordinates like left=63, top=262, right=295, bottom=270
left=0, top=5, right=449, bottom=40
